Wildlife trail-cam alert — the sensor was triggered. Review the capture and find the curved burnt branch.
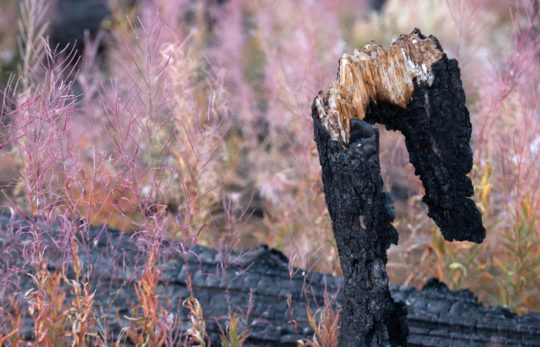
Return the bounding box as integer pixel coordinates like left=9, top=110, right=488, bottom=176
left=313, top=28, right=484, bottom=243
left=312, top=29, right=486, bottom=346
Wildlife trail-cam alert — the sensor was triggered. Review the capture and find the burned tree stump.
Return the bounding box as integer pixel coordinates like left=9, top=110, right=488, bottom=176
left=312, top=29, right=485, bottom=346
left=313, top=118, right=408, bottom=346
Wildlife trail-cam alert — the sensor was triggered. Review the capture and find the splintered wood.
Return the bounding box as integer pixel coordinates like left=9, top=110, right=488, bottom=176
left=313, top=29, right=444, bottom=144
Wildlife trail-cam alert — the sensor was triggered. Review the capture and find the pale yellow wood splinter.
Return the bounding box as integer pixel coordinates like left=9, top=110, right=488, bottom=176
left=313, top=30, right=444, bottom=144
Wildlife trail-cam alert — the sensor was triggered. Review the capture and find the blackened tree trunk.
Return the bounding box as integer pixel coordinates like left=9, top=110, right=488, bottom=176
left=312, top=29, right=485, bottom=346
left=313, top=117, right=408, bottom=346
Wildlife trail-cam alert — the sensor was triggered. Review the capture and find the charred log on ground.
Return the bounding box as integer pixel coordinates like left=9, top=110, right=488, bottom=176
left=1, top=215, right=539, bottom=346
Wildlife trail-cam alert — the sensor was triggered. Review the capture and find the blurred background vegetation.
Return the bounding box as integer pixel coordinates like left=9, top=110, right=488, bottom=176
left=0, top=0, right=538, bottom=314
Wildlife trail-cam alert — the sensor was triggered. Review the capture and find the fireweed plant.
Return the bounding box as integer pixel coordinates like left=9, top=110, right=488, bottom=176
left=0, top=0, right=539, bottom=345
left=212, top=0, right=540, bottom=313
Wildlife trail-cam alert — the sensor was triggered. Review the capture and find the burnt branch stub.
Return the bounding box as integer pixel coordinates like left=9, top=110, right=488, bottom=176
left=312, top=29, right=485, bottom=346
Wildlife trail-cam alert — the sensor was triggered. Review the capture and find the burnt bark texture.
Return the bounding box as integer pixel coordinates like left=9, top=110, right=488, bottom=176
left=313, top=117, right=408, bottom=346
left=363, top=51, right=484, bottom=243
left=312, top=29, right=486, bottom=346
left=313, top=28, right=485, bottom=243
left=1, top=215, right=539, bottom=346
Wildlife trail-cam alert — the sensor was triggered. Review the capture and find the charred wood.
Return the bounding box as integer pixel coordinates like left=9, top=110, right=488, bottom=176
left=0, top=215, right=538, bottom=346
left=312, top=116, right=407, bottom=346
left=312, top=29, right=486, bottom=345
left=312, top=29, right=485, bottom=243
